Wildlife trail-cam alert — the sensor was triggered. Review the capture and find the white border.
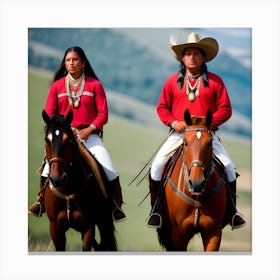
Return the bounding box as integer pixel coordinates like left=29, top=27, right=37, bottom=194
left=1, top=0, right=279, bottom=279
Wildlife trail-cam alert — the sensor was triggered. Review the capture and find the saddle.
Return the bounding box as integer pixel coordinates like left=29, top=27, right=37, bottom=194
left=71, top=127, right=108, bottom=199
left=161, top=144, right=184, bottom=188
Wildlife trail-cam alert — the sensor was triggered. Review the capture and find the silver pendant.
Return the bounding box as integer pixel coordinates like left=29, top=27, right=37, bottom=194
left=188, top=92, right=195, bottom=102
left=73, top=100, right=80, bottom=108
left=68, top=97, right=80, bottom=108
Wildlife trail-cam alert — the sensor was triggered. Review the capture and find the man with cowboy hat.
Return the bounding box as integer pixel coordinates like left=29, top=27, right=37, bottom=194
left=147, top=31, right=246, bottom=230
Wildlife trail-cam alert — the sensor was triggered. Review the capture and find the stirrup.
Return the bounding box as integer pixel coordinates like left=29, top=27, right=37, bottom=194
left=28, top=201, right=44, bottom=217
left=112, top=198, right=127, bottom=223
left=112, top=207, right=127, bottom=223
left=147, top=213, right=162, bottom=229
left=231, top=212, right=246, bottom=230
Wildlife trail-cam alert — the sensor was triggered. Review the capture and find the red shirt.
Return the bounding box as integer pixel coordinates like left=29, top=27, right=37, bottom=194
left=45, top=75, right=108, bottom=130
left=157, top=72, right=232, bottom=130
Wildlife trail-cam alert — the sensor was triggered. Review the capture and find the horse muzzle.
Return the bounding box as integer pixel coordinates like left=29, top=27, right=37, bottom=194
left=49, top=173, right=67, bottom=188
left=188, top=178, right=206, bottom=195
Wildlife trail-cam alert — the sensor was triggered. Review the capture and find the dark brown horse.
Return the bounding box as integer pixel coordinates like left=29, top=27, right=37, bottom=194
left=157, top=109, right=227, bottom=251
left=42, top=110, right=117, bottom=251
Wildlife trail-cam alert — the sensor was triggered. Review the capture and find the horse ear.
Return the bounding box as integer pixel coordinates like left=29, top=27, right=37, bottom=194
left=66, top=109, right=73, bottom=125
left=184, top=109, right=192, bottom=125
left=42, top=110, right=50, bottom=124
left=205, top=109, right=212, bottom=127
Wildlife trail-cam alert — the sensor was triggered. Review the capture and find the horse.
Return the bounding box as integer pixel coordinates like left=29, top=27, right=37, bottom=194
left=42, top=109, right=117, bottom=251
left=157, top=109, right=228, bottom=251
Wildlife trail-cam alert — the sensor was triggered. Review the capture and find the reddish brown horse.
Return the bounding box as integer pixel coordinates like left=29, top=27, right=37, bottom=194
left=42, top=110, right=117, bottom=251
left=157, top=109, right=228, bottom=251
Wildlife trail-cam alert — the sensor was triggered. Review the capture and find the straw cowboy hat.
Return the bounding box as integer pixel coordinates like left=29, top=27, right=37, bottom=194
left=170, top=32, right=219, bottom=62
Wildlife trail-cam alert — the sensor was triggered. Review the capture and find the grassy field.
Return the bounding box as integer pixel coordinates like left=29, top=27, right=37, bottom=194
left=28, top=69, right=252, bottom=252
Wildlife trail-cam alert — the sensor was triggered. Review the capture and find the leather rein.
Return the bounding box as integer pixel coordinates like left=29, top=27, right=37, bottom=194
left=48, top=156, right=82, bottom=222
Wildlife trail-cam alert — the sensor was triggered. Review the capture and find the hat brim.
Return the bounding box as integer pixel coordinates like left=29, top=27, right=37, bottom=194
left=171, top=37, right=219, bottom=62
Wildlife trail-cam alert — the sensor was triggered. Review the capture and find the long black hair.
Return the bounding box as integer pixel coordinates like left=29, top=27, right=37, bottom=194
left=52, top=46, right=99, bottom=83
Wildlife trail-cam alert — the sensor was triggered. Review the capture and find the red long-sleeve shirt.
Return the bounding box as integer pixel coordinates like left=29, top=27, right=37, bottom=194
left=45, top=75, right=108, bottom=130
left=157, top=72, right=232, bottom=130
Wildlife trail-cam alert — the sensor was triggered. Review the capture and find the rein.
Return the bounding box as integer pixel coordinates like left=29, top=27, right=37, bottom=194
left=48, top=155, right=82, bottom=222
left=167, top=175, right=202, bottom=227
left=129, top=129, right=175, bottom=187
left=49, top=179, right=78, bottom=222
left=166, top=161, right=225, bottom=228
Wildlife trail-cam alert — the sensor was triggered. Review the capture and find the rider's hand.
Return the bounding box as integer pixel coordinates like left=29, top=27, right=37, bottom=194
left=77, top=127, right=94, bottom=141
left=171, top=121, right=187, bottom=133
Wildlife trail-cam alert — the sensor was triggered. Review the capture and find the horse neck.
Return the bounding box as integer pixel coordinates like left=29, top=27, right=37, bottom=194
left=58, top=137, right=88, bottom=195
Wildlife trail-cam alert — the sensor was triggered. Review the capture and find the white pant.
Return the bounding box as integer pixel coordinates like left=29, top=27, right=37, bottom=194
left=42, top=134, right=119, bottom=181
left=150, top=131, right=236, bottom=182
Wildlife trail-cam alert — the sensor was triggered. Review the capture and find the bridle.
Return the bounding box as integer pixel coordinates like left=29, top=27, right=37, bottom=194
left=48, top=157, right=67, bottom=166
left=166, top=127, right=225, bottom=227
left=182, top=127, right=213, bottom=179
left=48, top=156, right=68, bottom=188
left=46, top=131, right=80, bottom=222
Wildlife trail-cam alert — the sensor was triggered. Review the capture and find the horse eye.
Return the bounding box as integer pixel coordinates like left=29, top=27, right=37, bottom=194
left=184, top=141, right=188, bottom=147
left=208, top=140, right=212, bottom=147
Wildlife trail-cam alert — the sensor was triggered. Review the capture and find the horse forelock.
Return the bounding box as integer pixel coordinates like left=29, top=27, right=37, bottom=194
left=46, top=114, right=73, bottom=135
left=190, top=116, right=208, bottom=127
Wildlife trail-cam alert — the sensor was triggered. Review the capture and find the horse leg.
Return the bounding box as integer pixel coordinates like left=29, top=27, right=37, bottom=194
left=49, top=221, right=66, bottom=251
left=157, top=226, right=176, bottom=251
left=97, top=223, right=117, bottom=251
left=201, top=229, right=222, bottom=251
left=82, top=228, right=95, bottom=251
left=171, top=227, right=189, bottom=251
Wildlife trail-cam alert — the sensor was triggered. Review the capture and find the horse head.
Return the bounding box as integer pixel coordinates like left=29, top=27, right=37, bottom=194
left=43, top=109, right=74, bottom=188
left=183, top=109, right=213, bottom=195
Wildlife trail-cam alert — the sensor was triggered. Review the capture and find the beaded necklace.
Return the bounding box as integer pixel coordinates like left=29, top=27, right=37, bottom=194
left=185, top=74, right=201, bottom=102
left=65, top=73, right=85, bottom=108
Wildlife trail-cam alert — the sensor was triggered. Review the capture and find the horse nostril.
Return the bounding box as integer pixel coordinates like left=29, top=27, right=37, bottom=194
left=188, top=179, right=194, bottom=192
left=50, top=174, right=67, bottom=187
left=50, top=176, right=59, bottom=187
left=202, top=179, right=206, bottom=187
left=188, top=178, right=206, bottom=194
left=61, top=173, right=67, bottom=185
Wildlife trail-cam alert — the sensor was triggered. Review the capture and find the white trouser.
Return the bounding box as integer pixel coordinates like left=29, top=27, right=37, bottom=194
left=42, top=134, right=119, bottom=181
left=150, top=131, right=236, bottom=182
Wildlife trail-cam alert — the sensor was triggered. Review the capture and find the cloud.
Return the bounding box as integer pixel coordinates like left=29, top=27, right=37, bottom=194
left=225, top=47, right=252, bottom=68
